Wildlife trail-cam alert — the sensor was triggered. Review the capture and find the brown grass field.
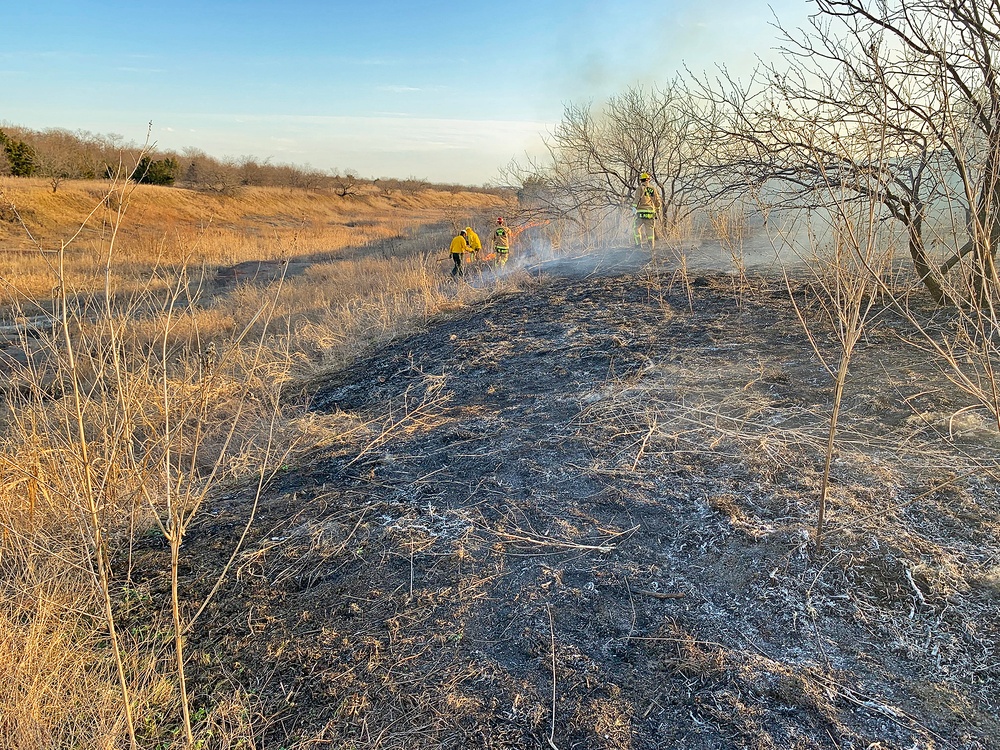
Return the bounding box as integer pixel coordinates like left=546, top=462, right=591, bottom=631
left=0, top=177, right=506, bottom=300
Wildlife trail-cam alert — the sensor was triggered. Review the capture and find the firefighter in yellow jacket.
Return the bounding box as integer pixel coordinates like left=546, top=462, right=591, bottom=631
left=464, top=226, right=482, bottom=264
left=492, top=217, right=512, bottom=266
left=450, top=229, right=470, bottom=277
left=632, top=172, right=662, bottom=249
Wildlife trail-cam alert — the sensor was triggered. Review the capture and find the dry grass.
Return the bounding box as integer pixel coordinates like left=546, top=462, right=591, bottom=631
left=0, top=296, right=298, bottom=746
left=0, top=177, right=506, bottom=303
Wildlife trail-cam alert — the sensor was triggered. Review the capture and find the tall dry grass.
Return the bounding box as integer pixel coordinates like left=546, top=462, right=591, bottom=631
left=0, top=175, right=511, bottom=748
left=0, top=177, right=505, bottom=303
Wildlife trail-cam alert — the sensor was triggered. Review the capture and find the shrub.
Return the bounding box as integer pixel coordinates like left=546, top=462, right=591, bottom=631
left=132, top=155, right=179, bottom=186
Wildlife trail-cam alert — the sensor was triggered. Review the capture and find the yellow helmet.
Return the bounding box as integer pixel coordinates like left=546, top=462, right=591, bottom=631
left=639, top=172, right=651, bottom=181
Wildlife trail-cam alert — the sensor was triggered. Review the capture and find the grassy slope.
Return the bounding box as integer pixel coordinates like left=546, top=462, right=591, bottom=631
left=0, top=178, right=505, bottom=247
left=0, top=178, right=510, bottom=302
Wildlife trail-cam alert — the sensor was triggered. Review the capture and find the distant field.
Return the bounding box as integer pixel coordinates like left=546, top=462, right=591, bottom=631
left=0, top=177, right=509, bottom=303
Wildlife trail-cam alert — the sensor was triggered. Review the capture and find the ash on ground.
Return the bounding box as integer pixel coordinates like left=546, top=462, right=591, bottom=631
left=175, top=255, right=999, bottom=750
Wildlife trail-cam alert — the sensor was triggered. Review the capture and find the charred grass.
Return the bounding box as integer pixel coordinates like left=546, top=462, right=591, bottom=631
left=168, top=268, right=999, bottom=749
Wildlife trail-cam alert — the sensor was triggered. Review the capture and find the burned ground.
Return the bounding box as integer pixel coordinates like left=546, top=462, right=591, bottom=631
left=165, top=258, right=999, bottom=749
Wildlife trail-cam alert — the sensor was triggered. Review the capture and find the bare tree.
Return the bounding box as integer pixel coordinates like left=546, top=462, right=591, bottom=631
left=780, top=130, right=896, bottom=553
left=506, top=81, right=713, bottom=237
left=192, top=155, right=243, bottom=195
left=331, top=169, right=360, bottom=197
left=696, top=0, right=1000, bottom=306
left=32, top=130, right=83, bottom=191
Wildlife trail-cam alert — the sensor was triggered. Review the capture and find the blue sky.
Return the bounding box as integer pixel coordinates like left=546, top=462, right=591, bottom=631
left=1, top=1, right=814, bottom=185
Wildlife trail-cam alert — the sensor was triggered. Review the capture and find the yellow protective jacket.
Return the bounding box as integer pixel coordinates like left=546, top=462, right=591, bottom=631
left=492, top=225, right=512, bottom=250
left=450, top=234, right=469, bottom=254
left=633, top=183, right=662, bottom=217
left=465, top=227, right=482, bottom=252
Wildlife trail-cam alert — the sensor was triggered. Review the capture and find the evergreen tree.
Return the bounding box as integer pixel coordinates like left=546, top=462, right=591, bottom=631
left=0, top=130, right=38, bottom=177
left=132, top=155, right=179, bottom=186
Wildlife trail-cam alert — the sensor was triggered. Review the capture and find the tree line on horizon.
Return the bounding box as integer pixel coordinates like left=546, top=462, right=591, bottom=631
left=0, top=123, right=487, bottom=196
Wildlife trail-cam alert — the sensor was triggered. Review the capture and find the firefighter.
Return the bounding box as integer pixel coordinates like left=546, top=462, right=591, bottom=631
left=450, top=229, right=470, bottom=277
left=492, top=217, right=512, bottom=266
left=465, top=225, right=482, bottom=264
left=632, top=172, right=662, bottom=249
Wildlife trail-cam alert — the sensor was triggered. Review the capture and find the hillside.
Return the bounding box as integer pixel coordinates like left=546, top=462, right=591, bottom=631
left=0, top=178, right=507, bottom=300
left=0, top=177, right=505, bottom=251
left=130, top=254, right=999, bottom=749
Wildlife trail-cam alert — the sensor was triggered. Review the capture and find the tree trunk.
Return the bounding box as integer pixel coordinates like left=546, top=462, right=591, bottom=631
left=906, top=215, right=950, bottom=305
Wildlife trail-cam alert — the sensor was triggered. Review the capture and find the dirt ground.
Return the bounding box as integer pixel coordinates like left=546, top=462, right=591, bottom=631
left=164, top=249, right=999, bottom=749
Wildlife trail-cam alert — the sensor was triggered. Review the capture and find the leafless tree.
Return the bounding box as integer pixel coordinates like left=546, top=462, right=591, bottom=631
left=695, top=0, right=1000, bottom=306
left=33, top=142, right=74, bottom=193
left=185, top=152, right=243, bottom=195
left=506, top=81, right=714, bottom=236
left=237, top=154, right=270, bottom=185
left=331, top=169, right=360, bottom=197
